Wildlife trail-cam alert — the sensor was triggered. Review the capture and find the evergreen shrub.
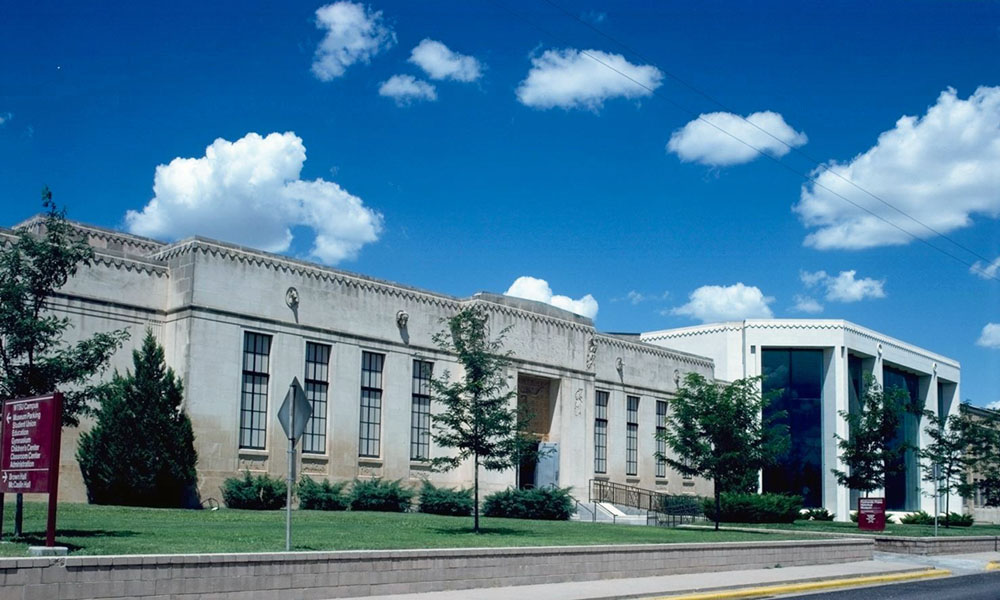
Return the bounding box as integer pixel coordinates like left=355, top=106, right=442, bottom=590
left=899, top=510, right=973, bottom=526
left=221, top=471, right=287, bottom=510
left=481, top=486, right=575, bottom=520
left=418, top=482, right=474, bottom=516
left=349, top=479, right=414, bottom=512
left=803, top=507, right=835, bottom=521
left=701, top=492, right=803, bottom=523
left=77, top=330, right=198, bottom=508
left=298, top=476, right=349, bottom=511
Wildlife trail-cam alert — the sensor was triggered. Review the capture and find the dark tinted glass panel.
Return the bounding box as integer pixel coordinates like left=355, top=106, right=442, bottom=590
left=762, top=349, right=823, bottom=508
left=883, top=365, right=920, bottom=511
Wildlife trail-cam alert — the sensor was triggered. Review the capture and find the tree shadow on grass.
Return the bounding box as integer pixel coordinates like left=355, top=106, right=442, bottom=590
left=8, top=529, right=139, bottom=552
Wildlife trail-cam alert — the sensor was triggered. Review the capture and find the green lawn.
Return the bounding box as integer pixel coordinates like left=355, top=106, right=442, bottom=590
left=0, top=503, right=809, bottom=557
left=716, top=520, right=1000, bottom=537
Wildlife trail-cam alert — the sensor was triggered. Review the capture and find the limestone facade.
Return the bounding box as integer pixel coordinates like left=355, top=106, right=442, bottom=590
left=5, top=219, right=715, bottom=504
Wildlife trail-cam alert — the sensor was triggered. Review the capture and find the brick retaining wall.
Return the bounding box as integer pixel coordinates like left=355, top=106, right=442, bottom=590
left=0, top=539, right=873, bottom=600
left=874, top=535, right=1000, bottom=555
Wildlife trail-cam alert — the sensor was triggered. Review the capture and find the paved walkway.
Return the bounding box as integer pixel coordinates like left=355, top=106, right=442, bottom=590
left=339, top=555, right=967, bottom=600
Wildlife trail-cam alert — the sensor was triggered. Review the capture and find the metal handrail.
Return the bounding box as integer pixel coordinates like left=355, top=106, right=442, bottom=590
left=589, top=479, right=669, bottom=512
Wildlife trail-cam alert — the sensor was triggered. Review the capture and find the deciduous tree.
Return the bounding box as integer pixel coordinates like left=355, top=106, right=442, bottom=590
left=656, top=373, right=789, bottom=530
left=0, top=190, right=127, bottom=534
left=428, top=305, right=535, bottom=533
left=831, top=377, right=909, bottom=499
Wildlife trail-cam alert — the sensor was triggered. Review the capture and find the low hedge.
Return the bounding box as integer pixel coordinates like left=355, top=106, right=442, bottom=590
left=221, top=471, right=286, bottom=510
left=298, top=476, right=349, bottom=511
left=803, top=507, right=834, bottom=521
left=900, top=510, right=973, bottom=526
left=350, top=478, right=414, bottom=512
left=418, top=482, right=474, bottom=517
left=482, top=486, right=574, bottom=520
left=702, top=492, right=803, bottom=523
left=659, top=494, right=706, bottom=515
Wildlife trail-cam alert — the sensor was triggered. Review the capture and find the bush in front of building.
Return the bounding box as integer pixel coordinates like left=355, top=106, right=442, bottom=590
left=803, top=507, right=835, bottom=521
left=418, top=481, right=474, bottom=516
left=701, top=492, right=803, bottom=523
left=221, top=471, right=287, bottom=510
left=77, top=329, right=198, bottom=508
left=298, top=476, right=349, bottom=511
left=659, top=494, right=707, bottom=515
left=349, top=478, right=415, bottom=512
left=481, top=486, right=575, bottom=520
left=899, top=510, right=973, bottom=526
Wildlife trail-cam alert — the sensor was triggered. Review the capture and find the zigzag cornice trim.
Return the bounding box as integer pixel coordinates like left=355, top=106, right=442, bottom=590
left=151, top=239, right=464, bottom=310
left=643, top=320, right=958, bottom=370
left=595, top=334, right=714, bottom=369
left=91, top=253, right=169, bottom=277
left=13, top=218, right=165, bottom=254
left=641, top=324, right=743, bottom=340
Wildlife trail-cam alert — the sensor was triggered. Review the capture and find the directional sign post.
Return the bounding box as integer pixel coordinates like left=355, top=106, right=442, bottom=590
left=277, top=377, right=311, bottom=551
left=1, top=393, right=64, bottom=546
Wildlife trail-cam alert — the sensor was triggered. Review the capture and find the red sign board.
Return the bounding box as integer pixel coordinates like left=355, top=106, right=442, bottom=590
left=858, top=497, right=886, bottom=531
left=1, top=394, right=61, bottom=493
left=0, top=393, right=63, bottom=547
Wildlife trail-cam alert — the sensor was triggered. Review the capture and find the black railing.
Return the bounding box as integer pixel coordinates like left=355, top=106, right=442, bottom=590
left=590, top=479, right=668, bottom=512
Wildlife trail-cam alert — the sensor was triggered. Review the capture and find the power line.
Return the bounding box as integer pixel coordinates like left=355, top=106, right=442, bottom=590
left=486, top=0, right=999, bottom=283
left=541, top=0, right=996, bottom=268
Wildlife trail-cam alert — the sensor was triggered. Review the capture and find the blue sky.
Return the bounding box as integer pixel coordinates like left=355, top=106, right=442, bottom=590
left=2, top=1, right=999, bottom=406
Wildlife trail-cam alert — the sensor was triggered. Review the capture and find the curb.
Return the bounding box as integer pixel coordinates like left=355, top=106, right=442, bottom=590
left=645, top=568, right=951, bottom=600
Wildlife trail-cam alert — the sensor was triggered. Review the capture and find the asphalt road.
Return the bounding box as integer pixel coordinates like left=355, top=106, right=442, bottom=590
left=777, top=572, right=1000, bottom=599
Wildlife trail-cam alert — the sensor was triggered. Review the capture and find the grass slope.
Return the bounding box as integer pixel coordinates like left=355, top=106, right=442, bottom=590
left=0, top=503, right=806, bottom=557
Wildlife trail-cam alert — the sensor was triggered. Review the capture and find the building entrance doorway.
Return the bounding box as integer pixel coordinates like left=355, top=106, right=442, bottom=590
left=516, top=374, right=558, bottom=489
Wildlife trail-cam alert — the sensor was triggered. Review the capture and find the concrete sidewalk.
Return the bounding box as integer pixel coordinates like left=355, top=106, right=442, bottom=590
left=339, top=556, right=950, bottom=600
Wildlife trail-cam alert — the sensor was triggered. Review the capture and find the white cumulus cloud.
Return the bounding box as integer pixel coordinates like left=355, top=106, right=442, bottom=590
left=379, top=75, right=437, bottom=105
left=516, top=48, right=662, bottom=111
left=795, top=86, right=1000, bottom=250
left=978, top=323, right=1000, bottom=349
left=504, top=276, right=598, bottom=319
left=125, top=132, right=383, bottom=265
left=667, top=111, right=807, bottom=166
left=409, top=39, right=482, bottom=82
left=971, top=256, right=1000, bottom=280
left=791, top=295, right=824, bottom=314
left=671, top=283, right=774, bottom=323
left=311, top=1, right=394, bottom=81
left=986, top=400, right=1000, bottom=410
left=801, top=270, right=886, bottom=302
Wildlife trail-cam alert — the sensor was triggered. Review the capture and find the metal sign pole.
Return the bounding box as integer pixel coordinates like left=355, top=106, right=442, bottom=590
left=933, top=463, right=940, bottom=537
left=286, top=382, right=295, bottom=552
left=277, top=377, right=309, bottom=553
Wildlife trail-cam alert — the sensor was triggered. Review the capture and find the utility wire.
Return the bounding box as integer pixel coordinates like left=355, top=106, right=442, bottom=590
left=487, top=0, right=999, bottom=283
left=542, top=0, right=996, bottom=268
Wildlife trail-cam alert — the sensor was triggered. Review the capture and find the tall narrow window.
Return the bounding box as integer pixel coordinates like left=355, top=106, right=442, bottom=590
left=626, top=395, right=639, bottom=476
left=302, top=342, right=331, bottom=454
left=655, top=400, right=667, bottom=478
left=240, top=332, right=271, bottom=449
left=594, top=390, right=609, bottom=473
left=411, top=360, right=433, bottom=460
left=359, top=351, right=384, bottom=458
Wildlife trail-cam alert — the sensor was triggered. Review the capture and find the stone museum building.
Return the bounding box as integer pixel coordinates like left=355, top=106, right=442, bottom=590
left=3, top=217, right=962, bottom=520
